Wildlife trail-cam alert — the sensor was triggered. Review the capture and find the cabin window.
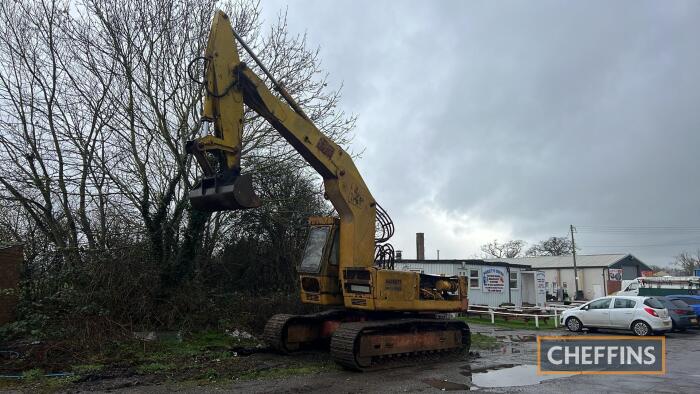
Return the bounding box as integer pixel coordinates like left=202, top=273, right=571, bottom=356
left=469, top=269, right=480, bottom=289
left=509, top=272, right=519, bottom=289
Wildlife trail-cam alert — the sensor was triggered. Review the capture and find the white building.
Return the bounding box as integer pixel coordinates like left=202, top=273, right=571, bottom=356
left=485, top=254, right=652, bottom=300
left=398, top=259, right=546, bottom=307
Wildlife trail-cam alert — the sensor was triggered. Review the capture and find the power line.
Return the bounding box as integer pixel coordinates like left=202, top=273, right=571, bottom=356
left=581, top=240, right=700, bottom=248
left=576, top=225, right=700, bottom=234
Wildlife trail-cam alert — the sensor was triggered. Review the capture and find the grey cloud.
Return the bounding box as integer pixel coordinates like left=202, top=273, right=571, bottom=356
left=263, top=0, right=700, bottom=265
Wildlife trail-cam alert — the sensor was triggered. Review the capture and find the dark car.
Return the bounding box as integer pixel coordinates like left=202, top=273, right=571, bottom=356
left=667, top=295, right=700, bottom=319
left=654, top=296, right=698, bottom=331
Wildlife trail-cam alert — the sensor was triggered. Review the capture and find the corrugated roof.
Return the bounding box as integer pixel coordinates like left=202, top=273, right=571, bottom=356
left=484, top=254, right=629, bottom=269
left=397, top=259, right=533, bottom=269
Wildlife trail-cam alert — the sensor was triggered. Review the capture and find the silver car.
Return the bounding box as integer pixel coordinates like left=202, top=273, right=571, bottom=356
left=561, top=296, right=672, bottom=336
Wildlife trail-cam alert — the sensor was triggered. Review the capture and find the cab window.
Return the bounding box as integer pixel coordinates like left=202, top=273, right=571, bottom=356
left=299, top=226, right=330, bottom=273
left=588, top=298, right=611, bottom=310
left=626, top=283, right=638, bottom=291
left=614, top=298, right=636, bottom=308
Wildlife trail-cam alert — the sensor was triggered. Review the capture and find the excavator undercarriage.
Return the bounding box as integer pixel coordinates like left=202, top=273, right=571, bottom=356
left=263, top=311, right=470, bottom=371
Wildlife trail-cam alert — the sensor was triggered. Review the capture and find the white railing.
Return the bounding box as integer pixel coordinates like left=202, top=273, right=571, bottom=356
left=465, top=303, right=581, bottom=328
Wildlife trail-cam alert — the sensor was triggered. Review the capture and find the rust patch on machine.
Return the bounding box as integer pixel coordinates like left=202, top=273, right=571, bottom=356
left=316, top=137, right=335, bottom=159
left=358, top=328, right=462, bottom=357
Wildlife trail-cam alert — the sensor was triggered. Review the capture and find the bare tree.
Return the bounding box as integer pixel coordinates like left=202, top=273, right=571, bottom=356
left=480, top=240, right=526, bottom=259
left=526, top=236, right=574, bottom=256
left=674, top=250, right=700, bottom=276
left=0, top=0, right=357, bottom=329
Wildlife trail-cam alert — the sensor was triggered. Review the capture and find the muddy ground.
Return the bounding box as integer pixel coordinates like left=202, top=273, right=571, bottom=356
left=217, top=324, right=700, bottom=393
left=3, top=322, right=700, bottom=393
left=41, top=324, right=700, bottom=393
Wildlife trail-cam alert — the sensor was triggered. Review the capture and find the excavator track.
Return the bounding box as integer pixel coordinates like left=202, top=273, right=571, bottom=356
left=264, top=310, right=347, bottom=353
left=330, top=318, right=470, bottom=371
left=263, top=314, right=296, bottom=352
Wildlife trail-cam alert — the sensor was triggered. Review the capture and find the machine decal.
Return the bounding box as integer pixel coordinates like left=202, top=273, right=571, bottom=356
left=385, top=279, right=402, bottom=291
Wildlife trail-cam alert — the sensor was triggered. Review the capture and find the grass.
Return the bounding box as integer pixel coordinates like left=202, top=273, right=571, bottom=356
left=2, top=330, right=336, bottom=392
left=136, top=362, right=177, bottom=374
left=470, top=333, right=500, bottom=350
left=460, top=314, right=559, bottom=330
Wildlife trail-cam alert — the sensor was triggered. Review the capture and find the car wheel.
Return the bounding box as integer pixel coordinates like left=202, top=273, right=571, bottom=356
left=632, top=320, right=651, bottom=336
left=566, top=317, right=583, bottom=332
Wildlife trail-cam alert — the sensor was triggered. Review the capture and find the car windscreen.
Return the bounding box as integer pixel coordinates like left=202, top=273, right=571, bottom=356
left=643, top=298, right=665, bottom=309
left=671, top=299, right=691, bottom=308
left=298, top=226, right=329, bottom=273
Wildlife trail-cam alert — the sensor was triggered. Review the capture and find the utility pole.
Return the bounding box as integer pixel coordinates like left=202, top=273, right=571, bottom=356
left=437, top=250, right=440, bottom=260
left=570, top=224, right=579, bottom=299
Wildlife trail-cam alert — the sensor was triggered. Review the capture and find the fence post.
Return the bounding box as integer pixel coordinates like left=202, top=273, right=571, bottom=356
left=490, top=310, right=495, bottom=324
left=554, top=310, right=558, bottom=328
left=534, top=315, right=539, bottom=328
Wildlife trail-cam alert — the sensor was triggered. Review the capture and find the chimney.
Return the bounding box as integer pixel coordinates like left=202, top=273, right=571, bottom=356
left=416, top=233, right=425, bottom=260
left=396, top=250, right=403, bottom=261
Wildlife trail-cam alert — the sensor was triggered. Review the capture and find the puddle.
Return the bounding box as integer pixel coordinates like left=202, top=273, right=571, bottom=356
left=470, top=364, right=571, bottom=388
left=422, top=378, right=469, bottom=391
left=465, top=364, right=516, bottom=375
left=425, top=364, right=571, bottom=391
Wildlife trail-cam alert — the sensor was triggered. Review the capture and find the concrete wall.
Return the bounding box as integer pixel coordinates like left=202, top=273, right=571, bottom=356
left=582, top=268, right=607, bottom=300
left=0, top=245, right=22, bottom=325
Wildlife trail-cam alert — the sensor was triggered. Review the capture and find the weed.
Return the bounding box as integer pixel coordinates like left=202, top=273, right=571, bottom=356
left=136, top=362, right=177, bottom=374
left=470, top=333, right=499, bottom=350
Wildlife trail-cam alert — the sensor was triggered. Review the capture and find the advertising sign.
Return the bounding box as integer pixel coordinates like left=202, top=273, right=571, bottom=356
left=608, top=268, right=623, bottom=281
left=538, top=336, right=666, bottom=375
left=482, top=267, right=506, bottom=293
left=536, top=271, right=546, bottom=295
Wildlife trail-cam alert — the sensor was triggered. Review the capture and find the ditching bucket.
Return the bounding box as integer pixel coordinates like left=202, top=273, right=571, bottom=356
left=189, top=173, right=261, bottom=212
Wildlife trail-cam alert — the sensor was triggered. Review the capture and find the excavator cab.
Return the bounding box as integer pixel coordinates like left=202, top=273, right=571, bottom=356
left=298, top=217, right=343, bottom=305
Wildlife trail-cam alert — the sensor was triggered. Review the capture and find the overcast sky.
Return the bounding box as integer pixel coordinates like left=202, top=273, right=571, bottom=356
left=261, top=0, right=700, bottom=267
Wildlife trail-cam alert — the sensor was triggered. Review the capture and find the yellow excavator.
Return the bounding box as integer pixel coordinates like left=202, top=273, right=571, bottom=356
left=186, top=11, right=470, bottom=371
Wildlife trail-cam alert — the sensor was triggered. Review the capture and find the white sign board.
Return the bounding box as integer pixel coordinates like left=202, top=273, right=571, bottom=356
left=482, top=267, right=506, bottom=293
left=536, top=271, right=546, bottom=295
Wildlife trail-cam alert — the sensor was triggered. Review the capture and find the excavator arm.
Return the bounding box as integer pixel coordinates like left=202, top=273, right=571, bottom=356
left=187, top=11, right=377, bottom=269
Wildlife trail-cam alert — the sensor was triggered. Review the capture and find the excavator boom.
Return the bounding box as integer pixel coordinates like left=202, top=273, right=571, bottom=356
left=187, top=11, right=376, bottom=269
